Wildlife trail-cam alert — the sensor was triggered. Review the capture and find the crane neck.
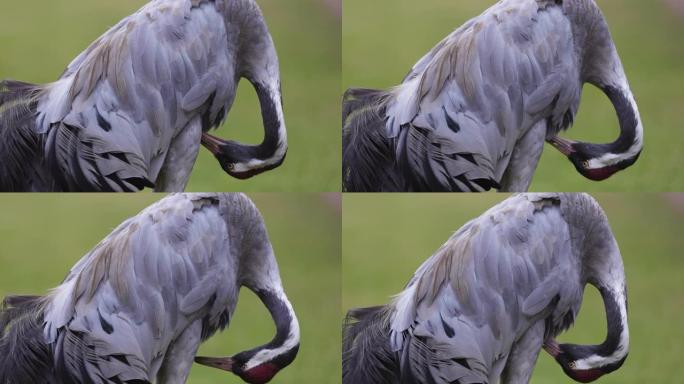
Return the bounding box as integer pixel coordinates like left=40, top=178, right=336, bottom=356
left=585, top=234, right=629, bottom=368
left=550, top=195, right=630, bottom=375
left=577, top=82, right=643, bottom=171
left=596, top=284, right=629, bottom=360
left=237, top=33, right=287, bottom=175
left=234, top=206, right=299, bottom=374
left=559, top=232, right=629, bottom=375
left=579, top=11, right=644, bottom=170
left=562, top=282, right=628, bottom=374
left=209, top=1, right=287, bottom=179
left=242, top=288, right=300, bottom=371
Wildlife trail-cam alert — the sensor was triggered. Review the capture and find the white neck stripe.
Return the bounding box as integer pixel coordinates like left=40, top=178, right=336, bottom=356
left=573, top=287, right=629, bottom=370
left=588, top=87, right=643, bottom=169
left=244, top=290, right=300, bottom=370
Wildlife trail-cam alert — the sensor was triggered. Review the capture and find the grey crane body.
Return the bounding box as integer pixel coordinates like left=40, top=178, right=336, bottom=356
left=342, top=0, right=643, bottom=192
left=343, top=193, right=629, bottom=384
left=0, top=193, right=300, bottom=384
left=0, top=0, right=287, bottom=192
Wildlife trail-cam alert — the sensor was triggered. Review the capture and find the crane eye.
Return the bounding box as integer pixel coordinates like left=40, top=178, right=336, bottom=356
left=569, top=361, right=577, bottom=369
left=227, top=163, right=235, bottom=171
left=582, top=160, right=590, bottom=168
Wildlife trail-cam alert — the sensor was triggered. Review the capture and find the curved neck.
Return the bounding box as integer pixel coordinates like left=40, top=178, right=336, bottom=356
left=222, top=79, right=287, bottom=167
left=242, top=288, right=300, bottom=370
left=571, top=283, right=629, bottom=371
left=603, top=86, right=641, bottom=154
left=579, top=13, right=643, bottom=169
left=557, top=196, right=630, bottom=372
left=597, top=284, right=629, bottom=355
left=225, top=2, right=287, bottom=174
left=233, top=205, right=299, bottom=370
left=583, top=85, right=643, bottom=169
left=252, top=80, right=286, bottom=164
left=574, top=232, right=629, bottom=371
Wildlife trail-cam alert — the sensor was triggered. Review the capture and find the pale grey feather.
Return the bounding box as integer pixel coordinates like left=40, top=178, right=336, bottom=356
left=344, top=193, right=630, bottom=384
left=342, top=0, right=643, bottom=192
left=386, top=1, right=579, bottom=192
left=1, top=0, right=287, bottom=192
left=1, top=193, right=300, bottom=384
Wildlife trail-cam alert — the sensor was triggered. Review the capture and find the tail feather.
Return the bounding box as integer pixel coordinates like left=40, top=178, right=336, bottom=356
left=0, top=80, right=39, bottom=109
left=342, top=306, right=398, bottom=384
left=0, top=80, right=45, bottom=191
left=342, top=88, right=386, bottom=122
left=342, top=88, right=402, bottom=191
left=0, top=295, right=54, bottom=383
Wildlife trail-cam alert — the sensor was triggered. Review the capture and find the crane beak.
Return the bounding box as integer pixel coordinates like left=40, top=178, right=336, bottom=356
left=547, top=136, right=577, bottom=156
left=194, top=355, right=234, bottom=372
left=201, top=132, right=225, bottom=156
left=543, top=338, right=562, bottom=358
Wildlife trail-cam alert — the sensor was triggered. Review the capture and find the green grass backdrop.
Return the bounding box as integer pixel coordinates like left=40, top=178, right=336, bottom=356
left=0, top=193, right=341, bottom=384
left=343, top=0, right=684, bottom=191
left=0, top=0, right=341, bottom=192
left=342, top=193, right=684, bottom=383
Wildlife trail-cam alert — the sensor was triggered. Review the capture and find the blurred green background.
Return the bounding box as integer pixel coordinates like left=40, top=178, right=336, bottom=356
left=0, top=193, right=341, bottom=384
left=0, top=0, right=341, bottom=192
left=342, top=193, right=684, bottom=383
left=343, top=0, right=684, bottom=191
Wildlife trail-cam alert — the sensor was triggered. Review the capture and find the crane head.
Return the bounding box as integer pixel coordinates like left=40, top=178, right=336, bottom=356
left=201, top=132, right=287, bottom=180
left=195, top=344, right=298, bottom=384
left=544, top=339, right=627, bottom=383
left=194, top=289, right=300, bottom=383
left=199, top=76, right=288, bottom=181
left=547, top=136, right=641, bottom=181
left=542, top=281, right=629, bottom=382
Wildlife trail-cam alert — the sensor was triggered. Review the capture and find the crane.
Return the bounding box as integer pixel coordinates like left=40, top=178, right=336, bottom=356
left=0, top=0, right=287, bottom=192
left=342, top=0, right=643, bottom=192
left=343, top=193, right=629, bottom=383
left=0, top=193, right=300, bottom=383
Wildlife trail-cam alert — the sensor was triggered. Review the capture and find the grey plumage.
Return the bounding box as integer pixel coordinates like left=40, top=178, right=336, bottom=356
left=0, top=0, right=288, bottom=192
left=343, top=0, right=644, bottom=192
left=0, top=193, right=300, bottom=384
left=343, top=193, right=629, bottom=384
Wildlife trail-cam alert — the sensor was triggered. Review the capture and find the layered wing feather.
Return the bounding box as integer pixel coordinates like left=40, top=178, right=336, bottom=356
left=389, top=194, right=584, bottom=382
left=385, top=0, right=581, bottom=191
left=42, top=194, right=239, bottom=382
left=37, top=0, right=236, bottom=191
